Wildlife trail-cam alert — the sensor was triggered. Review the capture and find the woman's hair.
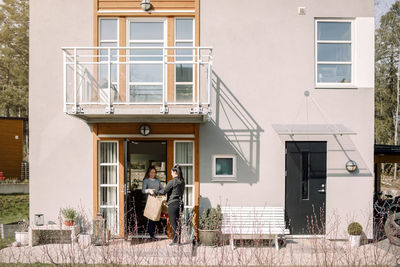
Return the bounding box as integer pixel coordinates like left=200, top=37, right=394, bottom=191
left=172, top=164, right=184, bottom=182
left=143, top=166, right=157, bottom=179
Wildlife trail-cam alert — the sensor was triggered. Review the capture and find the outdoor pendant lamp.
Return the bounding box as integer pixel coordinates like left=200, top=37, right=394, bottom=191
left=140, top=0, right=152, bottom=11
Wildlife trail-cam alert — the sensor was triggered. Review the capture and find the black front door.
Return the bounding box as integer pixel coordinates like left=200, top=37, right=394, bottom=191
left=285, top=141, right=327, bottom=235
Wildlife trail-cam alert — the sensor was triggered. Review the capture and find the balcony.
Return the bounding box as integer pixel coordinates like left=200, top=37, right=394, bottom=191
left=62, top=46, right=213, bottom=123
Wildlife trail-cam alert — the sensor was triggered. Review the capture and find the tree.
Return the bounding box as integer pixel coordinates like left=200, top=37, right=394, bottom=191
left=0, top=0, right=28, bottom=117
left=375, top=1, right=400, bottom=177
left=375, top=1, right=400, bottom=145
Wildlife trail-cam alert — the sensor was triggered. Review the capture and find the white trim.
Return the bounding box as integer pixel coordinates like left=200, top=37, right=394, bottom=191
left=174, top=140, right=195, bottom=209
left=98, top=134, right=195, bottom=138
left=315, top=19, right=355, bottom=88
left=212, top=154, right=237, bottom=181
left=98, top=10, right=195, bottom=14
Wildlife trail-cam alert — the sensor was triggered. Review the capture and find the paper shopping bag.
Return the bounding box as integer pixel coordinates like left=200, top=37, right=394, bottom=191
left=143, top=195, right=162, bottom=221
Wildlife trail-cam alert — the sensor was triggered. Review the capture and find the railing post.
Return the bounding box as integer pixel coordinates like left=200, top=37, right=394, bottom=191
left=73, top=48, right=78, bottom=114
left=160, top=46, right=167, bottom=114
left=196, top=47, right=200, bottom=113
left=63, top=50, right=67, bottom=113
left=208, top=52, right=213, bottom=115
left=106, top=47, right=112, bottom=114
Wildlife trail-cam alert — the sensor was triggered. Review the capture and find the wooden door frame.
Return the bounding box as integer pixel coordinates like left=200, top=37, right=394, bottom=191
left=93, top=123, right=199, bottom=238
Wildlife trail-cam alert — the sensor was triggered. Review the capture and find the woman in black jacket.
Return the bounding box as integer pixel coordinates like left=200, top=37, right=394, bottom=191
left=155, top=164, right=185, bottom=246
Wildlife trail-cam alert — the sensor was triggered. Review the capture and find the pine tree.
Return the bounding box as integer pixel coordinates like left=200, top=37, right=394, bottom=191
left=0, top=0, right=28, bottom=117
left=375, top=1, right=400, bottom=145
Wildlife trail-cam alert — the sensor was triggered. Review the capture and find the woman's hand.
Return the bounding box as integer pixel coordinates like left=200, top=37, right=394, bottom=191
left=145, top=189, right=155, bottom=195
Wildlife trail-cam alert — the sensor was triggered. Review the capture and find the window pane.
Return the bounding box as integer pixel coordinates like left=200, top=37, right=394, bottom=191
left=176, top=19, right=193, bottom=40
left=317, top=64, right=351, bottom=83
left=318, top=43, right=351, bottom=62
left=100, top=166, right=117, bottom=184
left=100, top=142, right=117, bottom=163
left=100, top=43, right=118, bottom=61
left=130, top=22, right=163, bottom=40
left=100, top=187, right=117, bottom=206
left=176, top=84, right=193, bottom=102
left=182, top=166, right=193, bottom=185
left=100, top=19, right=118, bottom=40
left=130, top=43, right=163, bottom=62
left=129, top=85, right=162, bottom=103
left=176, top=64, right=193, bottom=82
left=175, top=142, right=193, bottom=164
left=130, top=64, right=163, bottom=83
left=100, top=207, right=118, bottom=235
left=176, top=42, right=193, bottom=62
left=317, top=22, right=351, bottom=41
left=184, top=187, right=193, bottom=207
left=216, top=158, right=233, bottom=175
left=301, top=152, right=309, bottom=200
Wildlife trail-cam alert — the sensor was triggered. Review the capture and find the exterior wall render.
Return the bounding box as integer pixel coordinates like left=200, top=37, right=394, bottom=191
left=29, top=0, right=94, bottom=223
left=199, top=0, right=374, bottom=239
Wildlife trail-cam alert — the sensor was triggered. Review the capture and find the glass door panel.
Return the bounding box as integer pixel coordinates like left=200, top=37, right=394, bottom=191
left=99, top=141, right=119, bottom=235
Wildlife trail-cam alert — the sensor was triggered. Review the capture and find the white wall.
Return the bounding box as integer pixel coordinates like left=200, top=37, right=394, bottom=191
left=29, top=0, right=94, bottom=223
left=199, top=0, right=374, bottom=238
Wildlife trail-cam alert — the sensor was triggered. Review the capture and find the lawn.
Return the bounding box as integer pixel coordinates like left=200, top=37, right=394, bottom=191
left=0, top=194, right=29, bottom=224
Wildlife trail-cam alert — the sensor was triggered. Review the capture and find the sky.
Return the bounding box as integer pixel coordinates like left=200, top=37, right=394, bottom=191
left=375, top=0, right=398, bottom=27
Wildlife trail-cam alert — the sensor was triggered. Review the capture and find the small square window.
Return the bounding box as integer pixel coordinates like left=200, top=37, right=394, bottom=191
left=212, top=154, right=237, bottom=181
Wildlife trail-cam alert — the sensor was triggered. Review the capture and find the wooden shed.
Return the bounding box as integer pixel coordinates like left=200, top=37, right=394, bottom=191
left=0, top=117, right=26, bottom=179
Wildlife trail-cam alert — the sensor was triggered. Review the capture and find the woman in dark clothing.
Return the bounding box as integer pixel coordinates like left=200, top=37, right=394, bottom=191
left=142, top=166, right=163, bottom=240
left=155, top=164, right=185, bottom=246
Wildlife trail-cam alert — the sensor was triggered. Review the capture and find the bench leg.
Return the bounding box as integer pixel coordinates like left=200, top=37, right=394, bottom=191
left=230, top=235, right=234, bottom=250
left=274, top=235, right=279, bottom=250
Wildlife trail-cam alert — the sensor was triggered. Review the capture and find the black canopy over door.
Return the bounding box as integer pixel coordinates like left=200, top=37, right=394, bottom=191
left=285, top=141, right=327, bottom=235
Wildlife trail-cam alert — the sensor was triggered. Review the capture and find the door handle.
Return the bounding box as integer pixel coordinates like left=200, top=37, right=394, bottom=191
left=318, top=184, right=325, bottom=193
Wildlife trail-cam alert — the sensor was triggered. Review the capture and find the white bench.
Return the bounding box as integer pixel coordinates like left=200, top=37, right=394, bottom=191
left=221, top=207, right=290, bottom=250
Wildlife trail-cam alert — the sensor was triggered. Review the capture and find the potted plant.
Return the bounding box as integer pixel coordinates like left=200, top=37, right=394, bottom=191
left=15, top=219, right=29, bottom=246
left=347, top=222, right=363, bottom=247
left=61, top=207, right=77, bottom=226
left=198, top=205, right=223, bottom=246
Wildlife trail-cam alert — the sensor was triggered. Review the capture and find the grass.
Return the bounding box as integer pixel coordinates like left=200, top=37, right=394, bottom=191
left=0, top=194, right=29, bottom=224
left=0, top=237, right=14, bottom=250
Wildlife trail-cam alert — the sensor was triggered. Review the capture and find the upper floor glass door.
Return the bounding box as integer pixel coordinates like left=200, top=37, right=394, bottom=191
left=127, top=18, right=167, bottom=103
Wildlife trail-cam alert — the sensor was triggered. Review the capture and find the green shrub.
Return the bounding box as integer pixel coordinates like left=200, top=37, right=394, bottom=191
left=60, top=207, right=77, bottom=221
left=347, top=222, right=363, bottom=235
left=199, top=205, right=223, bottom=230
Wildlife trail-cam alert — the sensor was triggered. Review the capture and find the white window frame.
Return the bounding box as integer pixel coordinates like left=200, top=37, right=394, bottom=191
left=125, top=17, right=168, bottom=104
left=315, top=19, right=355, bottom=88
left=174, top=17, right=195, bottom=104
left=173, top=140, right=195, bottom=209
left=212, top=154, right=237, bottom=181
left=98, top=140, right=119, bottom=235
left=98, top=18, right=120, bottom=102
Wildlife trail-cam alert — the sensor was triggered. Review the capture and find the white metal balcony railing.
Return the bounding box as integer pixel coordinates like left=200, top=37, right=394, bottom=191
left=62, top=46, right=213, bottom=116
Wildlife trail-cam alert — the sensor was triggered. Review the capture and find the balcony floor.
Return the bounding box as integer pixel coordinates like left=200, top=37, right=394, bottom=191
left=65, top=104, right=210, bottom=123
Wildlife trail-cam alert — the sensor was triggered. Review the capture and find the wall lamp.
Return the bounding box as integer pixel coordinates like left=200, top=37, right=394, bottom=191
left=346, top=160, right=358, bottom=173
left=141, top=0, right=152, bottom=11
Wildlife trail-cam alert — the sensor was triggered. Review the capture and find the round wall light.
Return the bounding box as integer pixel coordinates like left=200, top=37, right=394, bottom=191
left=346, top=160, right=357, bottom=173
left=139, top=124, right=151, bottom=136
left=140, top=0, right=152, bottom=11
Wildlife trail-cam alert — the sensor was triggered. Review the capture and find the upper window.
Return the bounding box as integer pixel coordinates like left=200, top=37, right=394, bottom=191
left=316, top=20, right=353, bottom=87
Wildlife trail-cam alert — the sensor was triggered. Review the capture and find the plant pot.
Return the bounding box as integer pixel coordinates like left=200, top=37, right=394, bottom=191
left=349, top=234, right=361, bottom=247
left=64, top=220, right=74, bottom=226
left=15, top=231, right=29, bottom=246
left=198, top=229, right=220, bottom=246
